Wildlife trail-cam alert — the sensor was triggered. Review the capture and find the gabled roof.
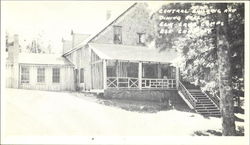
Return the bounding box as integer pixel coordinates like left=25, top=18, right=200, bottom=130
left=89, top=43, right=179, bottom=63
left=18, top=53, right=74, bottom=66
left=71, top=33, right=91, bottom=47
left=63, top=2, right=137, bottom=56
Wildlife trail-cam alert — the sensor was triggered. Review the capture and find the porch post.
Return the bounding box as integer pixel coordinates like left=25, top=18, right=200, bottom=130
left=103, top=59, right=107, bottom=90
left=138, top=62, right=142, bottom=89
left=176, top=66, right=179, bottom=89
left=116, top=61, right=119, bottom=88
left=157, top=63, right=161, bottom=78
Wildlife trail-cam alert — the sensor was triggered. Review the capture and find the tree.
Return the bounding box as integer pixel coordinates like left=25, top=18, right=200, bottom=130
left=153, top=2, right=244, bottom=136
left=216, top=3, right=236, bottom=135
left=26, top=31, right=53, bottom=54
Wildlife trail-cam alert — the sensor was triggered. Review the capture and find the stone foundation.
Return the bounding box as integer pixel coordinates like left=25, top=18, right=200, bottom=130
left=104, top=89, right=177, bottom=103
left=103, top=89, right=191, bottom=111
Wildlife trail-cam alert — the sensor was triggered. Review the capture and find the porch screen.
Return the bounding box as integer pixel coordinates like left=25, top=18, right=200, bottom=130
left=52, top=68, right=60, bottom=83
left=21, top=66, right=29, bottom=83
left=127, top=63, right=138, bottom=77
left=161, top=66, right=176, bottom=79
left=37, top=67, right=45, bottom=83
left=143, top=64, right=157, bottom=78
left=107, top=61, right=116, bottom=77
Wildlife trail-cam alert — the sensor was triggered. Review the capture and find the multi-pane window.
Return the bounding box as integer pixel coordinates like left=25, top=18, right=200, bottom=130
left=113, top=26, right=122, bottom=44
left=80, top=68, right=84, bottom=83
left=137, top=33, right=146, bottom=45
left=52, top=68, right=60, bottom=83
left=37, top=67, right=45, bottom=83
left=21, top=66, right=29, bottom=83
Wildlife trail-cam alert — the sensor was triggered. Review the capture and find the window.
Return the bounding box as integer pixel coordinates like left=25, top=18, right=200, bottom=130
left=52, top=68, right=60, bottom=83
left=113, top=26, right=122, bottom=44
left=80, top=68, right=84, bottom=83
left=21, top=66, right=29, bottom=83
left=37, top=67, right=45, bottom=83
left=137, top=33, right=146, bottom=45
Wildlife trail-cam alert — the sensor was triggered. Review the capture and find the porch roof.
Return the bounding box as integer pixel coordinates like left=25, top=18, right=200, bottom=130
left=89, top=43, right=180, bottom=63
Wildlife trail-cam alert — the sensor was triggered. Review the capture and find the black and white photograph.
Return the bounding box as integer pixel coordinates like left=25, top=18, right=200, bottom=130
left=1, top=1, right=249, bottom=144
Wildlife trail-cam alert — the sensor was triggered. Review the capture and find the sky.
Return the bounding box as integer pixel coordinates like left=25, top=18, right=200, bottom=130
left=2, top=1, right=165, bottom=54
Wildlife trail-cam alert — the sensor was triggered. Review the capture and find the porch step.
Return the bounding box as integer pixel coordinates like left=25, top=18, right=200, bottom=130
left=196, top=106, right=218, bottom=110
left=180, top=82, right=221, bottom=117
left=197, top=100, right=213, bottom=104
left=201, top=112, right=221, bottom=117
left=196, top=104, right=216, bottom=108
left=194, top=97, right=210, bottom=100
left=189, top=90, right=203, bottom=91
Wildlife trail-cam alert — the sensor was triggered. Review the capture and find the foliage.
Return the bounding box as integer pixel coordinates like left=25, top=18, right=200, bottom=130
left=26, top=32, right=52, bottom=54
left=154, top=3, right=244, bottom=105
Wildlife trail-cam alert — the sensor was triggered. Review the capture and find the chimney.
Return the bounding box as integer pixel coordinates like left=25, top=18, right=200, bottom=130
left=8, top=34, right=19, bottom=64
left=62, top=38, right=72, bottom=54
left=106, top=10, right=111, bottom=20
left=7, top=34, right=19, bottom=88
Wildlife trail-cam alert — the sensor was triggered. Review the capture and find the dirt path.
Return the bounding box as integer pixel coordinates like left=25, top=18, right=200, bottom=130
left=3, top=88, right=226, bottom=136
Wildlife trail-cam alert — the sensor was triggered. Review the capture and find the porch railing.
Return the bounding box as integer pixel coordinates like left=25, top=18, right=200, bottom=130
left=107, top=77, right=139, bottom=88
left=178, top=81, right=197, bottom=108
left=141, top=78, right=176, bottom=89
left=107, top=77, right=176, bottom=89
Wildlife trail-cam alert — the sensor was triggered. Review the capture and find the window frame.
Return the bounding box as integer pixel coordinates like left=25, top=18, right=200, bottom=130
left=113, top=26, right=122, bottom=44
left=52, top=68, right=60, bottom=83
left=37, top=67, right=45, bottom=83
left=137, top=32, right=146, bottom=46
left=21, top=66, right=30, bottom=84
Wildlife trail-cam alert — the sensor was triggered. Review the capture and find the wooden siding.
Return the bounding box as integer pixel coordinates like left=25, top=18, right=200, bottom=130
left=18, top=64, right=75, bottom=91
left=91, top=3, right=154, bottom=46
left=6, top=63, right=13, bottom=88
left=91, top=62, right=103, bottom=89
left=65, top=46, right=92, bottom=91
left=91, top=50, right=103, bottom=89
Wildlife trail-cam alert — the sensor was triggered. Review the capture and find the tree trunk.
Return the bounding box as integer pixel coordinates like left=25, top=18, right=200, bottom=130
left=216, top=3, right=236, bottom=136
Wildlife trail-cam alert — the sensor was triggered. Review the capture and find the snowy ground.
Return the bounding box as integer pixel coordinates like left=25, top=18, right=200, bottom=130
left=2, top=88, right=244, bottom=136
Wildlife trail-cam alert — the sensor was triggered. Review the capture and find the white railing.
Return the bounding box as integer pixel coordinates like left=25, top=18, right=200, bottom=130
left=203, top=91, right=220, bottom=108
left=141, top=78, right=176, bottom=89
left=107, top=77, right=176, bottom=89
left=178, top=81, right=197, bottom=108
left=107, top=77, right=138, bottom=88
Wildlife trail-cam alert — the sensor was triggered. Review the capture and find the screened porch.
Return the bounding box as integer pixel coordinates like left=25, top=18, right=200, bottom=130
left=105, top=60, right=178, bottom=90
left=89, top=43, right=180, bottom=90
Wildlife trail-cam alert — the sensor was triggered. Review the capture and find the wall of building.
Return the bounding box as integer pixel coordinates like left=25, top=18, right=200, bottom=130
left=65, top=46, right=92, bottom=91
left=91, top=50, right=104, bottom=90
left=6, top=34, right=19, bottom=88
left=72, top=33, right=90, bottom=48
left=19, top=64, right=75, bottom=91
left=64, top=3, right=155, bottom=91
left=91, top=3, right=154, bottom=46
left=62, top=40, right=72, bottom=54
left=6, top=63, right=14, bottom=88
